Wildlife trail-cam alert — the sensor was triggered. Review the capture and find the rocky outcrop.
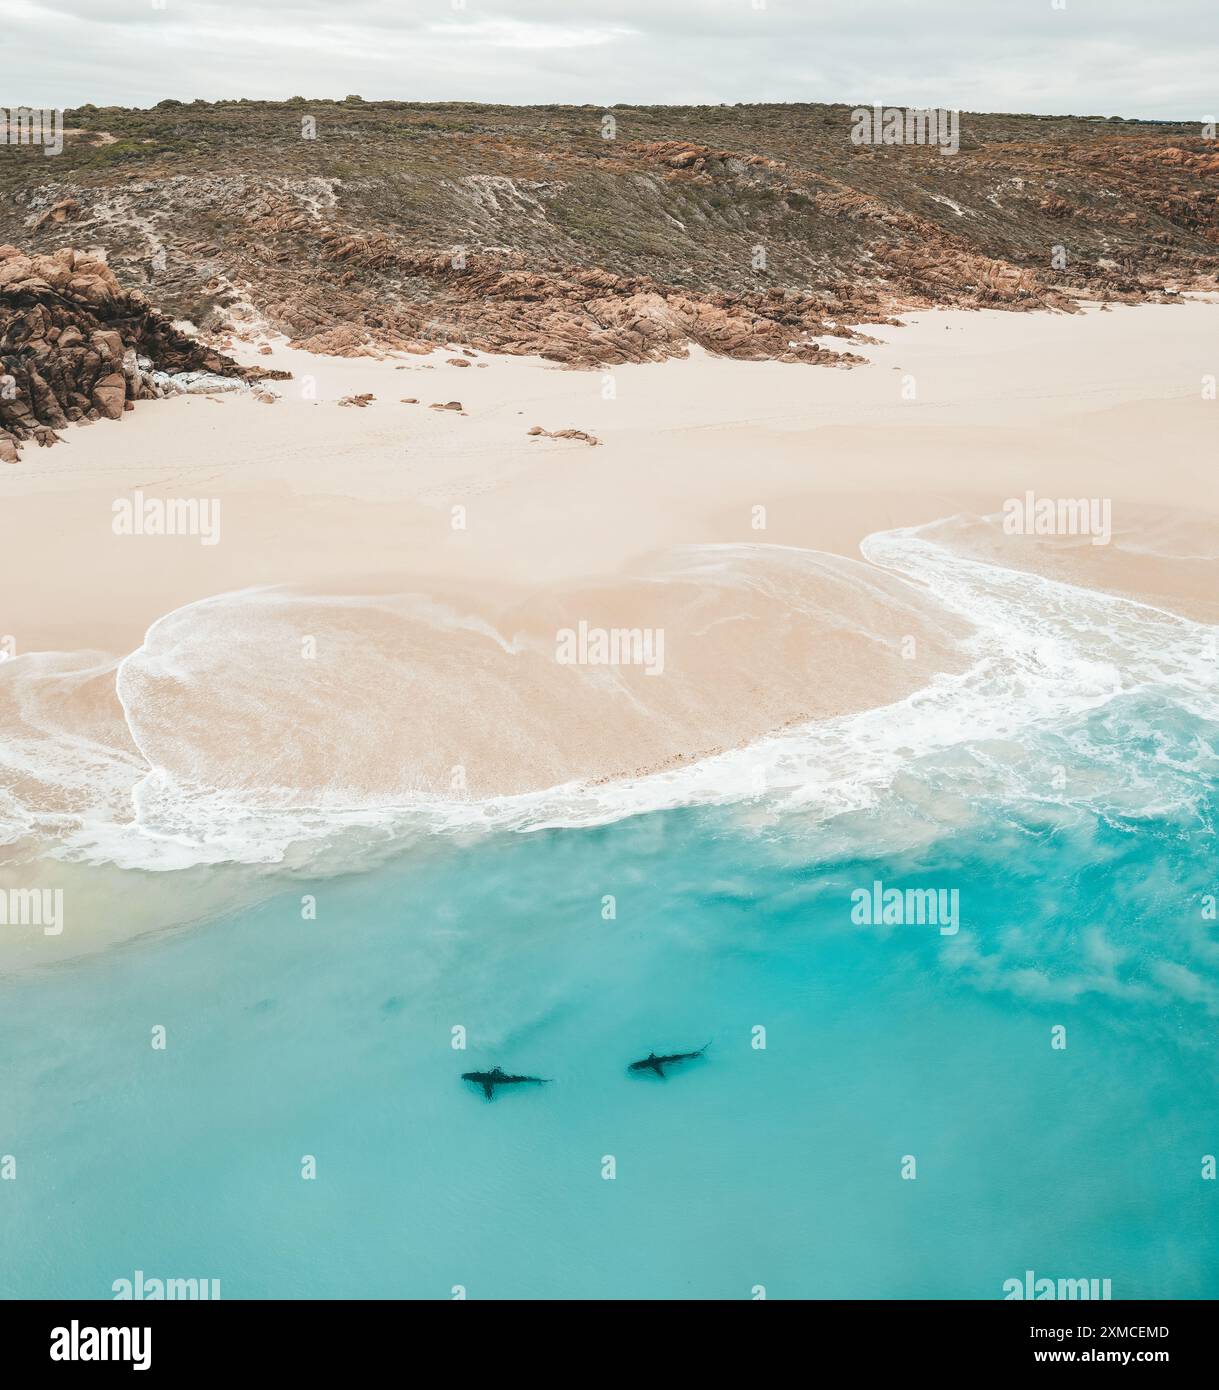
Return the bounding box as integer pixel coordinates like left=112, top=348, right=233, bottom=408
left=0, top=246, right=281, bottom=460
left=298, top=235, right=873, bottom=368
left=287, top=323, right=434, bottom=357
left=619, top=140, right=787, bottom=179
left=528, top=425, right=601, bottom=445
left=31, top=197, right=82, bottom=231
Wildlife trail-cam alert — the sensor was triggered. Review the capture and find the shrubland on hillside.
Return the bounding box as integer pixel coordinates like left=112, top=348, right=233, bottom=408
left=2, top=100, right=1216, bottom=402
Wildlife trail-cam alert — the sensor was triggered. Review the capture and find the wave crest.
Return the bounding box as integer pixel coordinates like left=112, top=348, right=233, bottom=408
left=1, top=525, right=1215, bottom=870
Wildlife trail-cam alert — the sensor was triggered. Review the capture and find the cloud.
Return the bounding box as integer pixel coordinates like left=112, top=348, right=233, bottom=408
left=2, top=0, right=1215, bottom=119
left=426, top=20, right=640, bottom=51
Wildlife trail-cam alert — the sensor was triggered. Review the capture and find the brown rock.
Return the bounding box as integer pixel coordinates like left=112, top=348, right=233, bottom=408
left=32, top=198, right=81, bottom=230
left=0, top=245, right=253, bottom=458
left=0, top=259, right=34, bottom=290
left=528, top=425, right=601, bottom=445
left=91, top=372, right=126, bottom=420
left=90, top=329, right=124, bottom=362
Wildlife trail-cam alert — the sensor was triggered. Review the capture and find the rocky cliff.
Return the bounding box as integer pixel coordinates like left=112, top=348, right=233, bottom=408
left=0, top=246, right=273, bottom=461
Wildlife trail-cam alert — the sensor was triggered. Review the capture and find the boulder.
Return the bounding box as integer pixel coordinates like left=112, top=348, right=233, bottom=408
left=91, top=372, right=126, bottom=419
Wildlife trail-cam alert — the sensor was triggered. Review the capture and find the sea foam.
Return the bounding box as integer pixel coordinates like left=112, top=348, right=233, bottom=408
left=1, top=523, right=1215, bottom=872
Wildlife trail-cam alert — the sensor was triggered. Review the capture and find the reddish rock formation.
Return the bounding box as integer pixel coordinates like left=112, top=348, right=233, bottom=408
left=293, top=235, right=874, bottom=369
left=0, top=246, right=274, bottom=461
left=31, top=197, right=81, bottom=231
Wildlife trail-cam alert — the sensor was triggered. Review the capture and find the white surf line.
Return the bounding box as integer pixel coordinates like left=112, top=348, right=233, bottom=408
left=33, top=526, right=1219, bottom=868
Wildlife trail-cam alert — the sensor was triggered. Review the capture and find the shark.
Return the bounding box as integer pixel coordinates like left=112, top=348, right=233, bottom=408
left=461, top=1066, right=550, bottom=1101
left=628, top=1043, right=710, bottom=1079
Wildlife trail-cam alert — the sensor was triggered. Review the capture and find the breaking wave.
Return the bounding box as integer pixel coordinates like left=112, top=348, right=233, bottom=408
left=1, top=521, right=1215, bottom=872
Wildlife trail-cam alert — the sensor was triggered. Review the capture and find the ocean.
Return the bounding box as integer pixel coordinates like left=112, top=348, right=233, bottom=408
left=1, top=529, right=1216, bottom=1298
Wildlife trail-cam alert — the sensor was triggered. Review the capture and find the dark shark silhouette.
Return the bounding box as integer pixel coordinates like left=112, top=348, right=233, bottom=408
left=461, top=1066, right=550, bottom=1101
left=628, top=1043, right=710, bottom=1079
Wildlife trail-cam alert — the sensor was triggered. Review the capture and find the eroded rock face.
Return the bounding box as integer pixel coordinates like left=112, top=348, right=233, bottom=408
left=282, top=237, right=876, bottom=368
left=0, top=245, right=275, bottom=460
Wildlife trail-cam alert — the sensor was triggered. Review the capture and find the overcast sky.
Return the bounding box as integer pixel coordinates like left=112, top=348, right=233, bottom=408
left=6, top=0, right=1216, bottom=120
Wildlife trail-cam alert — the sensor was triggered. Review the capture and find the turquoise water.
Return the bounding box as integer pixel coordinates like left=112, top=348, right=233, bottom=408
left=2, top=693, right=1216, bottom=1299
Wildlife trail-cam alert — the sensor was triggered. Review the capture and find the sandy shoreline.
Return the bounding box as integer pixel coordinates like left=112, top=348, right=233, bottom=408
left=3, top=300, right=1217, bottom=645
left=1, top=300, right=1217, bottom=862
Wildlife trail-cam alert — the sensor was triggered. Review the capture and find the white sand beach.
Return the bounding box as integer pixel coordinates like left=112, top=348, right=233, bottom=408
left=0, top=299, right=1216, bottom=915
